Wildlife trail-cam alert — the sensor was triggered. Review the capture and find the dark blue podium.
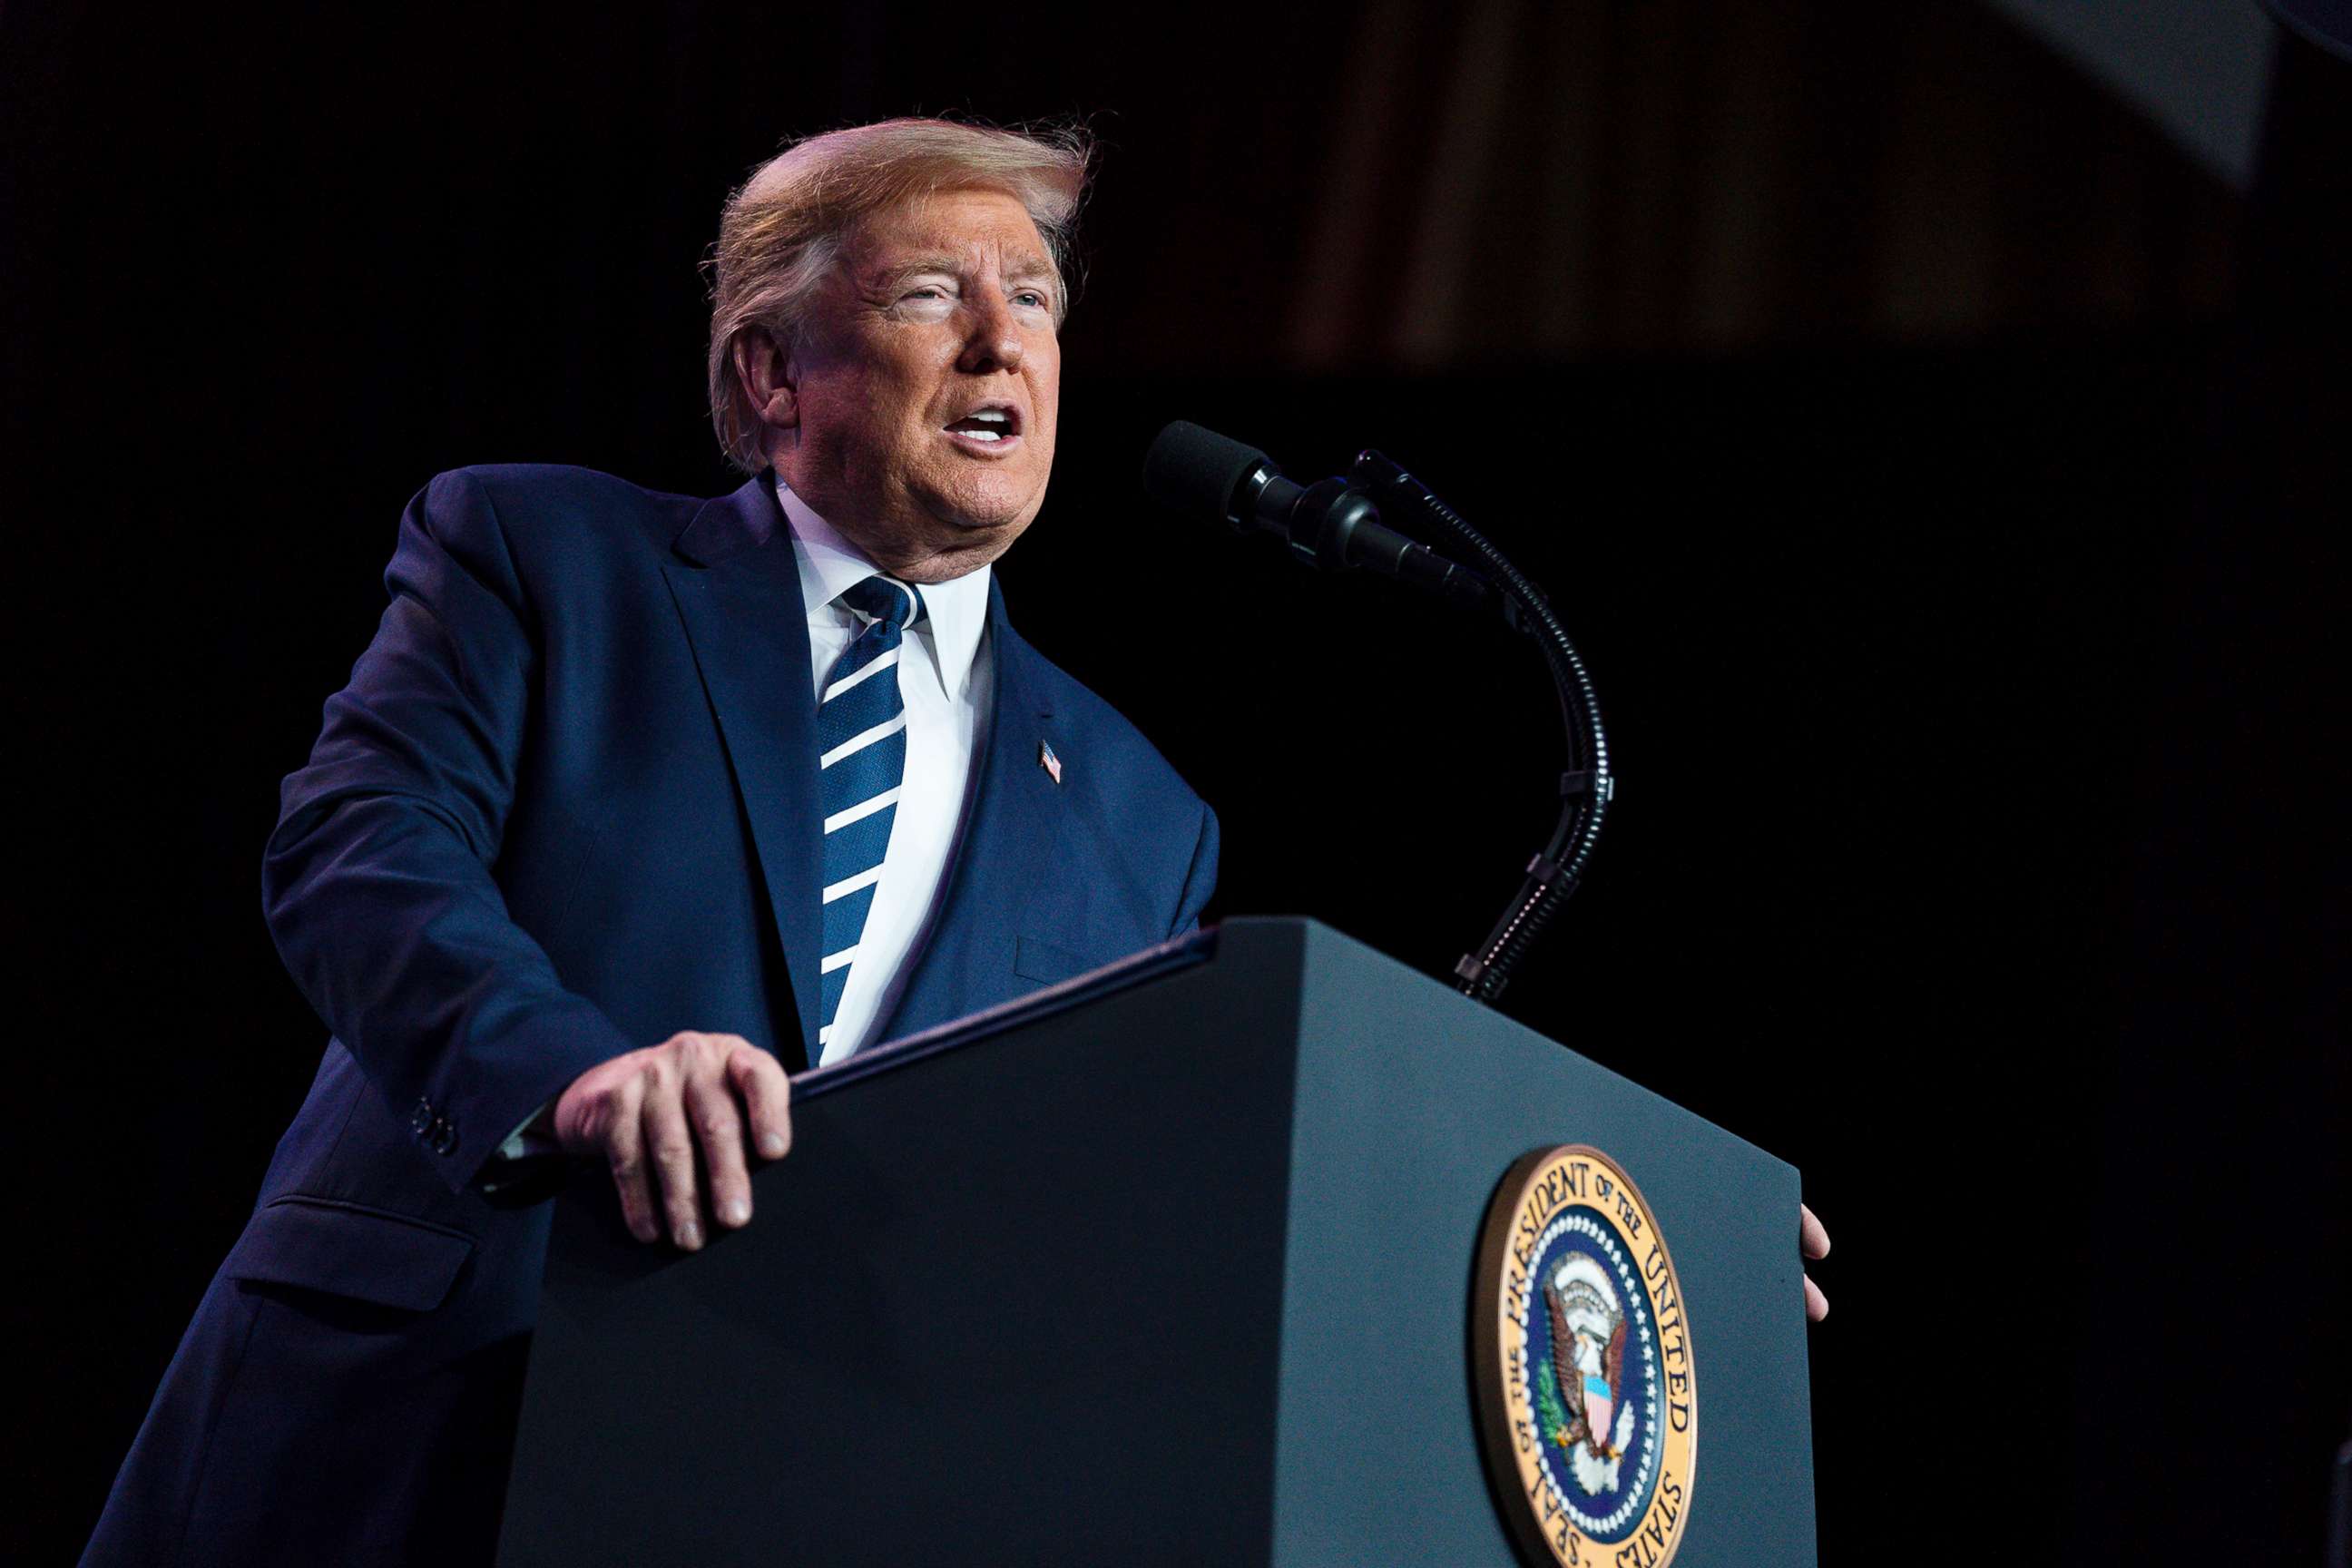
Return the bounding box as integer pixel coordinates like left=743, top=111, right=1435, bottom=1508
left=496, top=918, right=1816, bottom=1565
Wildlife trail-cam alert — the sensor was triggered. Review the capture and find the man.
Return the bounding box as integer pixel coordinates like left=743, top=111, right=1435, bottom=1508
left=85, top=118, right=1216, bottom=1567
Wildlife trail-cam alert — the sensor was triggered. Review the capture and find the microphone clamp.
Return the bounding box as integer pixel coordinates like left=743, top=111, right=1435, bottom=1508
left=1245, top=468, right=1494, bottom=610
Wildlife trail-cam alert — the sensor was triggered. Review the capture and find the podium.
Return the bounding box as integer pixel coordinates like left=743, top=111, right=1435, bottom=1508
left=496, top=919, right=1816, bottom=1565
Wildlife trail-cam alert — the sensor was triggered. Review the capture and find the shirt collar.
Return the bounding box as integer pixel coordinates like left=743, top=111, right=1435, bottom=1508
left=774, top=475, right=991, bottom=701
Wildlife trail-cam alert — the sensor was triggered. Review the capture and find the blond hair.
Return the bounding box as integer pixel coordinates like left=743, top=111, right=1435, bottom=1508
left=706, top=118, right=1092, bottom=474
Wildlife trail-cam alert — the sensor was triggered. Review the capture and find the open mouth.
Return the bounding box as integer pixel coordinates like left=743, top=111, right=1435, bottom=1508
left=943, top=405, right=1022, bottom=446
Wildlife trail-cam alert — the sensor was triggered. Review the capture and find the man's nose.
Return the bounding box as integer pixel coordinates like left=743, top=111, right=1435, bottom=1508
left=957, top=294, right=1023, bottom=374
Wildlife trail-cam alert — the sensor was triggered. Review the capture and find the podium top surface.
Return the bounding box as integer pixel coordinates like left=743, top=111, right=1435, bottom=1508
left=790, top=919, right=1217, bottom=1104
left=798, top=916, right=1792, bottom=1185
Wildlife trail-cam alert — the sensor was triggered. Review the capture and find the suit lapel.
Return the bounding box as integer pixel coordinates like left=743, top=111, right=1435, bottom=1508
left=661, top=475, right=824, bottom=1067
left=875, top=578, right=1071, bottom=1042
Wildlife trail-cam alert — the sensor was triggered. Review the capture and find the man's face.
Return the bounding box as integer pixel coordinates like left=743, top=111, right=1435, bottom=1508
left=772, top=187, right=1062, bottom=583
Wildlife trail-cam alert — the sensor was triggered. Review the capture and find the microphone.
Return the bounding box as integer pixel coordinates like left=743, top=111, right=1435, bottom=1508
left=1146, top=420, right=1612, bottom=1004
left=1142, top=421, right=1492, bottom=609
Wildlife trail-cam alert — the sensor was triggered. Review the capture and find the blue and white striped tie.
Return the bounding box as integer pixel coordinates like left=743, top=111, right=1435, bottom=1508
left=816, top=573, right=925, bottom=1052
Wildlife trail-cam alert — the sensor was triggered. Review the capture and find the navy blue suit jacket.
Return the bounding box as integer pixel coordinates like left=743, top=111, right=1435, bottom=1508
left=86, top=466, right=1218, bottom=1566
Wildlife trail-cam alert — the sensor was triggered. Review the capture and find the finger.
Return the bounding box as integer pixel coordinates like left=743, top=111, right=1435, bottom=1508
left=603, top=1079, right=659, bottom=1245
left=642, top=1070, right=703, bottom=1250
left=1803, top=1275, right=1829, bottom=1322
left=687, top=1061, right=753, bottom=1230
left=728, top=1044, right=793, bottom=1162
left=1798, top=1202, right=1831, bottom=1260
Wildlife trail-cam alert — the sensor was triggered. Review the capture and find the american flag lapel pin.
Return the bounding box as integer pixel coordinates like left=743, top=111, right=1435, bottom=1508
left=1039, top=740, right=1063, bottom=785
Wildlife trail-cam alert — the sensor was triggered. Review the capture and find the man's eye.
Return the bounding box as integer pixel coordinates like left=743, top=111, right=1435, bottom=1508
left=903, top=287, right=947, bottom=301
left=1014, top=290, right=1049, bottom=309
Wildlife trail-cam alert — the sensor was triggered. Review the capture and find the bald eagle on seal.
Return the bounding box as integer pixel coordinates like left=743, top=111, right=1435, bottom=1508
left=1544, top=1273, right=1629, bottom=1462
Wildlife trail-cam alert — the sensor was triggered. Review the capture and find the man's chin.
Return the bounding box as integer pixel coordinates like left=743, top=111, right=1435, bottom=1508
left=942, top=511, right=1029, bottom=534
left=918, top=460, right=1046, bottom=523
left=918, top=488, right=1043, bottom=542
left=874, top=505, right=1033, bottom=582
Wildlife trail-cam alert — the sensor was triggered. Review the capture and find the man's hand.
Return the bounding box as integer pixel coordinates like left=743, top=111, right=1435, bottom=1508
left=553, top=1031, right=792, bottom=1250
left=1800, top=1202, right=1832, bottom=1321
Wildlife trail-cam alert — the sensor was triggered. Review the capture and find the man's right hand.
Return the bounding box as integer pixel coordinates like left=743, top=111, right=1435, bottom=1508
left=553, top=1031, right=792, bottom=1250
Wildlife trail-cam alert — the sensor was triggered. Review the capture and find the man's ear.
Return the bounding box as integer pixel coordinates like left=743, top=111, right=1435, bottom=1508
left=730, top=327, right=799, bottom=433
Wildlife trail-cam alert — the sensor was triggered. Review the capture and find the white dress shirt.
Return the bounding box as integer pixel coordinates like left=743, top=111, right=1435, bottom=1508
left=777, top=478, right=995, bottom=1065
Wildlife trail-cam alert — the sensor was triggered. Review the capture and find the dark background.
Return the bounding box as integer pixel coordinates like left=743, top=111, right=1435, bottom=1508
left=5, top=2, right=2346, bottom=1562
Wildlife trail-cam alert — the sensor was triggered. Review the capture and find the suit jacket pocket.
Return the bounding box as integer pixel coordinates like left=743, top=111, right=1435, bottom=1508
left=1012, top=934, right=1092, bottom=985
left=222, top=1195, right=476, bottom=1312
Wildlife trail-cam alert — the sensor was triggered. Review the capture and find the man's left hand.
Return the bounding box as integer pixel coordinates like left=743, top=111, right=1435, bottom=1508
left=1800, top=1202, right=1831, bottom=1321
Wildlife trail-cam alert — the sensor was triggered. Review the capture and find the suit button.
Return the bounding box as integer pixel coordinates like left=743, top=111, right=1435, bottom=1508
left=429, top=1117, right=459, bottom=1156
left=410, top=1097, right=434, bottom=1136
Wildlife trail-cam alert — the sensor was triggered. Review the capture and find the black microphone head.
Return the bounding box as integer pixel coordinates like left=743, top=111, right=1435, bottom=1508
left=1142, top=420, right=1270, bottom=527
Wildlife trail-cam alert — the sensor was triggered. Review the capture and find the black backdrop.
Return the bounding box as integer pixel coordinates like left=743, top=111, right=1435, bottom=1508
left=6, top=4, right=2347, bottom=1563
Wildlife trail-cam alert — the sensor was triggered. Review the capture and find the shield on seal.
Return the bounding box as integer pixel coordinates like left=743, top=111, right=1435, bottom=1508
left=1582, top=1372, right=1614, bottom=1449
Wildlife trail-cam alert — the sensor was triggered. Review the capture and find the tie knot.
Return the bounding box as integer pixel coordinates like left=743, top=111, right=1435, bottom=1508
left=836, top=574, right=924, bottom=632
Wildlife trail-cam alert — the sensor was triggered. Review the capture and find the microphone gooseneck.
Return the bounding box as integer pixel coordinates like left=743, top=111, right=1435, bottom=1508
left=1351, top=449, right=1612, bottom=1004
left=1142, top=420, right=1613, bottom=1005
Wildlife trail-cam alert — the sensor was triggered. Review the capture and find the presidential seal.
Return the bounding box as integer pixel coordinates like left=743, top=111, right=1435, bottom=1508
left=1473, top=1146, right=1696, bottom=1568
